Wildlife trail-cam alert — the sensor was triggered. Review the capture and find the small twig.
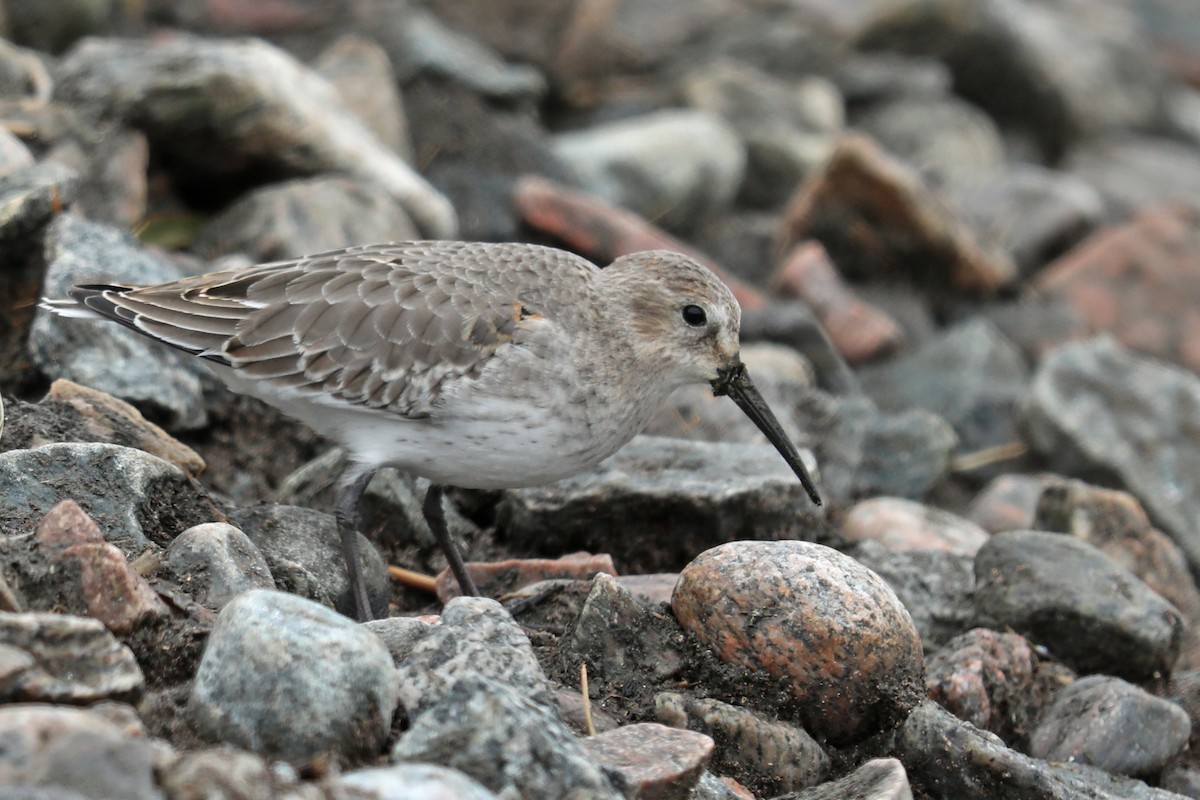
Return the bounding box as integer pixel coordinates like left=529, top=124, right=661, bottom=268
left=581, top=662, right=596, bottom=737
left=951, top=441, right=1029, bottom=473
left=387, top=565, right=439, bottom=595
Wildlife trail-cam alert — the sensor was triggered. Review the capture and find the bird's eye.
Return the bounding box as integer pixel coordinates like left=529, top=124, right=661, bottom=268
left=681, top=304, right=707, bottom=327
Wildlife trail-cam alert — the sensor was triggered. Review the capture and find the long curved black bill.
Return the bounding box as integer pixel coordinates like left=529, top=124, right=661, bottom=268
left=712, top=362, right=822, bottom=506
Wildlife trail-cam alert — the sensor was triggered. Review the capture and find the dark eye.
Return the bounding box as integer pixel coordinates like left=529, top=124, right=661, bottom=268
left=681, top=304, right=707, bottom=327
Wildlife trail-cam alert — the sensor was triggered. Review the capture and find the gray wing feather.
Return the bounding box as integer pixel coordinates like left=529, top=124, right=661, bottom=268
left=67, top=241, right=599, bottom=417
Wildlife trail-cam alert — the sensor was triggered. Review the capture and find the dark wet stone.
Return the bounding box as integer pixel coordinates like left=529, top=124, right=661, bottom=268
left=583, top=723, right=713, bottom=800
left=793, top=389, right=958, bottom=505
left=899, top=701, right=1183, bottom=800
left=0, top=704, right=161, bottom=800
left=925, top=628, right=1044, bottom=743
left=498, top=436, right=823, bottom=573
left=777, top=758, right=911, bottom=800
left=191, top=176, right=419, bottom=263
left=339, top=763, right=499, bottom=799
left=849, top=540, right=975, bottom=651
left=29, top=213, right=212, bottom=430
left=859, top=318, right=1028, bottom=464
left=230, top=504, right=388, bottom=620
left=188, top=589, right=397, bottom=763
left=673, top=540, right=925, bottom=745
left=561, top=574, right=686, bottom=685
left=956, top=165, right=1103, bottom=278
left=655, top=692, right=830, bottom=796
left=973, top=530, right=1183, bottom=680
left=0, top=380, right=206, bottom=475
left=0, top=444, right=209, bottom=554
left=163, top=523, right=276, bottom=611
left=395, top=597, right=551, bottom=719
left=839, top=497, right=988, bottom=556
left=391, top=679, right=620, bottom=800
left=1030, top=675, right=1190, bottom=777
left=0, top=612, right=144, bottom=704
left=54, top=36, right=456, bottom=238
left=1020, top=336, right=1200, bottom=576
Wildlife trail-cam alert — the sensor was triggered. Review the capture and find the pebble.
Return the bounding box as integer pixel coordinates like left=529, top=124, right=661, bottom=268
left=29, top=214, right=213, bottom=430
left=230, top=504, right=389, bottom=620
left=436, top=552, right=616, bottom=602
left=158, top=745, right=294, bottom=800
left=776, top=133, right=1016, bottom=294
left=973, top=530, right=1183, bottom=680
left=362, top=616, right=435, bottom=665
left=672, top=540, right=925, bottom=744
left=0, top=612, right=144, bottom=704
left=392, top=680, right=621, bottom=800
left=965, top=473, right=1057, bottom=533
left=583, top=723, right=714, bottom=800
left=497, top=436, right=823, bottom=573
left=338, top=763, right=499, bottom=800
left=924, top=628, right=1042, bottom=742
left=552, top=109, right=746, bottom=233
left=898, top=700, right=1183, bottom=800
left=188, top=589, right=398, bottom=763
left=849, top=541, right=975, bottom=650
left=163, top=522, right=276, bottom=611
left=1029, top=675, right=1191, bottom=777
left=395, top=597, right=552, bottom=719
left=655, top=692, right=830, bottom=795
left=1021, top=336, right=1200, bottom=575
left=839, top=497, right=989, bottom=556
left=1034, top=204, right=1200, bottom=374
left=314, top=34, right=412, bottom=159
left=786, top=758, right=912, bottom=800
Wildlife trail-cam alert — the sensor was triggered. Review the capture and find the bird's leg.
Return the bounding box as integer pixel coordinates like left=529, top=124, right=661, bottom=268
left=422, top=484, right=480, bottom=597
left=335, top=468, right=377, bottom=621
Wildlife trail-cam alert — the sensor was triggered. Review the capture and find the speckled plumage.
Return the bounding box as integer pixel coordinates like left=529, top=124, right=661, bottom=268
left=45, top=240, right=821, bottom=618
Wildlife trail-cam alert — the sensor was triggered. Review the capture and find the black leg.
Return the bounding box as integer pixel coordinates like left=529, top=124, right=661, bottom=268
left=423, top=484, right=479, bottom=597
left=335, top=469, right=377, bottom=621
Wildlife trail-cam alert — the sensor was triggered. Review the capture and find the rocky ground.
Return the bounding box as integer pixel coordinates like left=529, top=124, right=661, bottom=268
left=2, top=0, right=1200, bottom=798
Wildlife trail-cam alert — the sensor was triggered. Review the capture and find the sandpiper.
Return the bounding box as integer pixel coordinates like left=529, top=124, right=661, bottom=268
left=42, top=241, right=821, bottom=620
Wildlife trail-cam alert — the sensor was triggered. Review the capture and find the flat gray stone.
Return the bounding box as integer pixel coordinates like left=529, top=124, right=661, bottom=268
left=0, top=612, right=143, bottom=704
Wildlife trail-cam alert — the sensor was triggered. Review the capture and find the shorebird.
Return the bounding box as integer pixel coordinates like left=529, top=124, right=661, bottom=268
left=42, top=241, right=821, bottom=620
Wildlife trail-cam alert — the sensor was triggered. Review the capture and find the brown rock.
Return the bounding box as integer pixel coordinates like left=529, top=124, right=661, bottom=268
left=965, top=473, right=1060, bottom=534
left=55, top=542, right=168, bottom=635
left=839, top=497, right=989, bottom=556
left=315, top=34, right=411, bottom=160
left=436, top=551, right=617, bottom=602
left=1034, top=203, right=1200, bottom=373
left=770, top=240, right=903, bottom=363
left=672, top=540, right=924, bottom=744
left=775, top=133, right=1016, bottom=294
left=34, top=499, right=105, bottom=553
left=512, top=174, right=767, bottom=310
left=583, top=722, right=714, bottom=800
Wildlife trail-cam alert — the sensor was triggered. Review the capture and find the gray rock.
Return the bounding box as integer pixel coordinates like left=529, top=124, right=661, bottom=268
left=54, top=36, right=456, bottom=239
left=339, top=763, right=499, bottom=800
left=739, top=301, right=858, bottom=394
left=230, top=504, right=389, bottom=621
left=191, top=176, right=419, bottom=263
left=1030, top=675, right=1190, bottom=777
left=853, top=95, right=1005, bottom=194
left=899, top=701, right=1186, bottom=799
left=1065, top=135, right=1200, bottom=215
left=794, top=390, right=958, bottom=505
left=163, top=523, right=275, bottom=611
left=860, top=318, right=1028, bottom=461
left=0, top=442, right=209, bottom=553
left=682, top=59, right=843, bottom=207
left=835, top=53, right=953, bottom=105
left=392, top=679, right=620, bottom=800
left=188, top=589, right=398, bottom=763
left=0, top=612, right=144, bottom=704
left=973, top=530, right=1182, bottom=680
left=1020, top=337, right=1200, bottom=575
left=497, top=436, right=823, bottom=573
left=362, top=616, right=434, bottom=665
left=158, top=746, right=287, bottom=800
left=655, top=692, right=830, bottom=795
left=552, top=110, right=746, bottom=233
left=955, top=165, right=1104, bottom=278
left=782, top=758, right=912, bottom=800
left=29, top=213, right=212, bottom=430
left=849, top=541, right=975, bottom=651
left=45, top=123, right=149, bottom=228
left=395, top=597, right=552, bottom=719
left=0, top=128, right=33, bottom=178
left=0, top=704, right=162, bottom=800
